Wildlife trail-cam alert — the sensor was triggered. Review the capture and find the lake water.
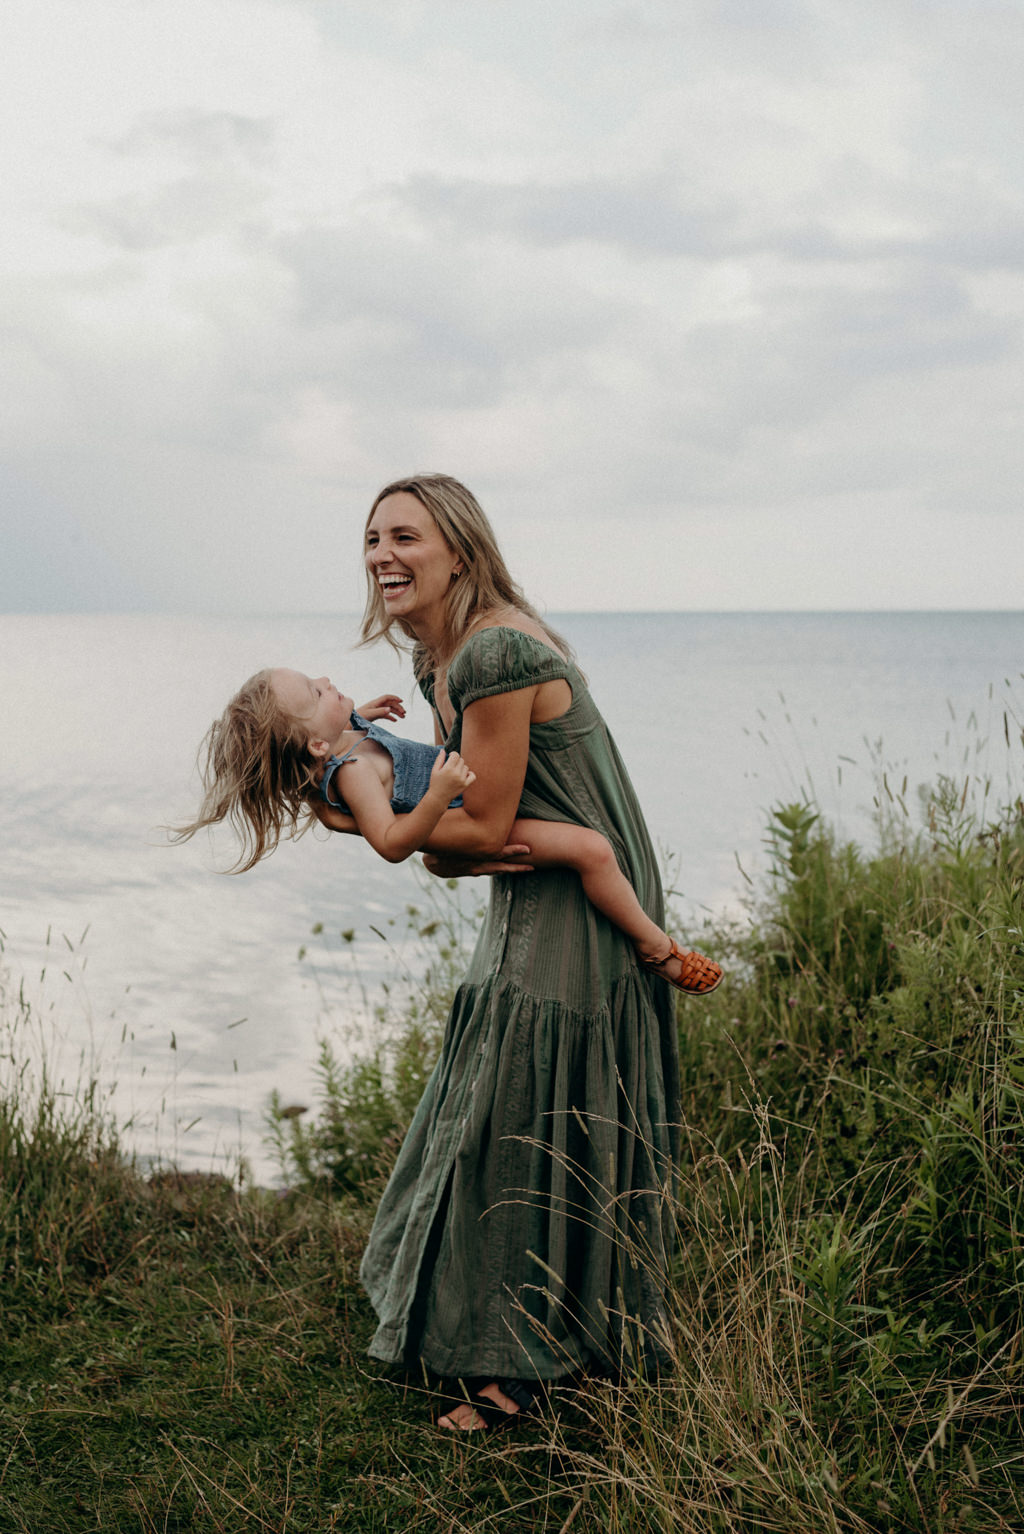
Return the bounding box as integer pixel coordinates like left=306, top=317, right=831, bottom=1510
left=2, top=611, right=1021, bottom=1182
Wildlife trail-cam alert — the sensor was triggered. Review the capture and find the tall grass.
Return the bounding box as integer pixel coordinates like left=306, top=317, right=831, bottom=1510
left=260, top=757, right=1024, bottom=1529
left=603, top=772, right=1024, bottom=1532
left=3, top=721, right=1023, bottom=1529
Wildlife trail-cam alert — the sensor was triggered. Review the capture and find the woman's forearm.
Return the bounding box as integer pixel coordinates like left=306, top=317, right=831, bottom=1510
left=419, top=805, right=518, bottom=858
left=309, top=799, right=360, bottom=834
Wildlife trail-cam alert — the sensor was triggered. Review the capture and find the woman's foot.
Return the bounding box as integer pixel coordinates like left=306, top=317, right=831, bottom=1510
left=641, top=938, right=723, bottom=995
left=437, top=1379, right=535, bottom=1432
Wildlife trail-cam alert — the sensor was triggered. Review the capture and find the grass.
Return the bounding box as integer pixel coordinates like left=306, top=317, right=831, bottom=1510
left=3, top=728, right=1024, bottom=1530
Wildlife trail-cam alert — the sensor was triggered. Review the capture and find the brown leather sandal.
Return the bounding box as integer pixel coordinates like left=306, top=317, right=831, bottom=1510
left=643, top=940, right=723, bottom=996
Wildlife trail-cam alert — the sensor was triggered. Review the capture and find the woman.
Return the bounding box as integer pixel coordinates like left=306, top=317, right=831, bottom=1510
left=353, top=474, right=687, bottom=1432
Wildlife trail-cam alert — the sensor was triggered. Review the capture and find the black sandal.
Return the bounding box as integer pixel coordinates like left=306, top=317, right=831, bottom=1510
left=439, top=1378, right=537, bottom=1433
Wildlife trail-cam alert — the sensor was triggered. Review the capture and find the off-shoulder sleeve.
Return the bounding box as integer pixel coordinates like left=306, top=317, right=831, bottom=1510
left=446, top=627, right=572, bottom=713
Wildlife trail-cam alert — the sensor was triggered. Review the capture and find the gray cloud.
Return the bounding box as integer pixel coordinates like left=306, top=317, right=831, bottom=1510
left=68, top=171, right=269, bottom=250
left=108, top=110, right=275, bottom=169
left=391, top=172, right=731, bottom=258
left=275, top=222, right=619, bottom=411
left=2, top=0, right=1022, bottom=612
left=390, top=161, right=1024, bottom=282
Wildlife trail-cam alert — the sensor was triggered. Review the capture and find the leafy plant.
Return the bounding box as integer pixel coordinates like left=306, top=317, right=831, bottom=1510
left=4, top=744, right=1024, bottom=1530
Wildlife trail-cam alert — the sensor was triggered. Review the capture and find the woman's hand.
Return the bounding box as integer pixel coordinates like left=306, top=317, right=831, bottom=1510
left=310, top=799, right=359, bottom=834
left=355, top=694, right=406, bottom=722
left=422, top=843, right=534, bottom=878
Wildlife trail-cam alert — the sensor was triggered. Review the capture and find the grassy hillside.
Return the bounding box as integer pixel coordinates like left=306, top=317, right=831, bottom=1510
left=3, top=768, right=1023, bottom=1531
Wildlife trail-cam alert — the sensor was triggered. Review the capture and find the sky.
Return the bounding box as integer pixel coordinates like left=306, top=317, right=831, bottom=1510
left=2, top=0, right=1022, bottom=615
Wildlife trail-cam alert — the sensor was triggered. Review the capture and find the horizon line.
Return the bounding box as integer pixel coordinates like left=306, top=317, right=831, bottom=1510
left=2, top=606, right=1023, bottom=621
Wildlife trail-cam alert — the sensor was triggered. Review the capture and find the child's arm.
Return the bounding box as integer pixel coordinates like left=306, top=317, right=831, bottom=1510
left=338, top=750, right=476, bottom=864
left=354, top=694, right=406, bottom=723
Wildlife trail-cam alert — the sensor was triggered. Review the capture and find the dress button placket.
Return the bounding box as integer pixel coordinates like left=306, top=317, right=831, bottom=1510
left=494, top=883, right=512, bottom=962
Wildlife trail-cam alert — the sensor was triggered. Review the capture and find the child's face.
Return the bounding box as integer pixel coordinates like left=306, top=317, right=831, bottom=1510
left=271, top=669, right=353, bottom=756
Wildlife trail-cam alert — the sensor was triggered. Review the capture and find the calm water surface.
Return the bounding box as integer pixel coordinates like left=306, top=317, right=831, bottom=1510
left=2, top=611, right=1021, bottom=1181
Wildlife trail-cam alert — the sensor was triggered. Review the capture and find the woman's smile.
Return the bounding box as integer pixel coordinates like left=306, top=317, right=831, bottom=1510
left=365, top=491, right=463, bottom=628
left=378, top=572, right=414, bottom=602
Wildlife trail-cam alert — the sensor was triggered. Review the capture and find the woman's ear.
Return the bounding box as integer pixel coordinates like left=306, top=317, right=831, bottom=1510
left=307, top=736, right=332, bottom=761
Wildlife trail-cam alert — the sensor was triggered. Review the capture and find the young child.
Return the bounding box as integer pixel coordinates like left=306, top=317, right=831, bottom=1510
left=178, top=667, right=722, bottom=996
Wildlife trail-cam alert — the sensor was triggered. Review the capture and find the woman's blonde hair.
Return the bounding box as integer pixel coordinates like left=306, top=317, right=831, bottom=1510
left=360, top=473, right=572, bottom=673
left=171, top=669, right=321, bottom=872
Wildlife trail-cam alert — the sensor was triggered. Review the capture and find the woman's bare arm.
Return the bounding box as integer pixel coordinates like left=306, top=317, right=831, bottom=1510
left=415, top=686, right=537, bottom=858
left=310, top=799, right=360, bottom=835
left=421, top=845, right=534, bottom=877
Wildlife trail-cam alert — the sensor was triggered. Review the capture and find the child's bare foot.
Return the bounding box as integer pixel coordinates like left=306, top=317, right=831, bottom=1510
left=641, top=939, right=723, bottom=996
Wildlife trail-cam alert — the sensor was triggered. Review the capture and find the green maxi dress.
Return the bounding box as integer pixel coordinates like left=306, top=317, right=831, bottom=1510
left=360, top=627, right=680, bottom=1381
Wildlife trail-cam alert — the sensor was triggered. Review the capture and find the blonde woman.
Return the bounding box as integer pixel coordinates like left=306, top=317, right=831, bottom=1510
left=329, top=474, right=715, bottom=1432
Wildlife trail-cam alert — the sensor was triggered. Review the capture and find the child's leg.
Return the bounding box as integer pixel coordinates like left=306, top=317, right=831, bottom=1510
left=510, top=818, right=723, bottom=995
left=509, top=818, right=669, bottom=960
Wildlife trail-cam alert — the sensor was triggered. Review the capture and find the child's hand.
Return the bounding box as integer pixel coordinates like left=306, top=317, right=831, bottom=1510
left=429, top=748, right=476, bottom=799
left=356, top=694, right=406, bottom=722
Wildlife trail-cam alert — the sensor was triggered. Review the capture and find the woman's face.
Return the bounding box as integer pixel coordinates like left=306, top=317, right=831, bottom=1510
left=365, top=491, right=462, bottom=629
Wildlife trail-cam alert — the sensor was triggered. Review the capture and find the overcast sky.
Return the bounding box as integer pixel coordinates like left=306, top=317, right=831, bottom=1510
left=2, top=0, right=1022, bottom=614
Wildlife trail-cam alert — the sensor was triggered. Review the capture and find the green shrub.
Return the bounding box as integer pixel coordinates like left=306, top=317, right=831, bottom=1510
left=5, top=746, right=1024, bottom=1530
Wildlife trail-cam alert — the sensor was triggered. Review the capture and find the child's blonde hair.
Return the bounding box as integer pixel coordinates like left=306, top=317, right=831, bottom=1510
left=173, top=669, right=321, bottom=871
